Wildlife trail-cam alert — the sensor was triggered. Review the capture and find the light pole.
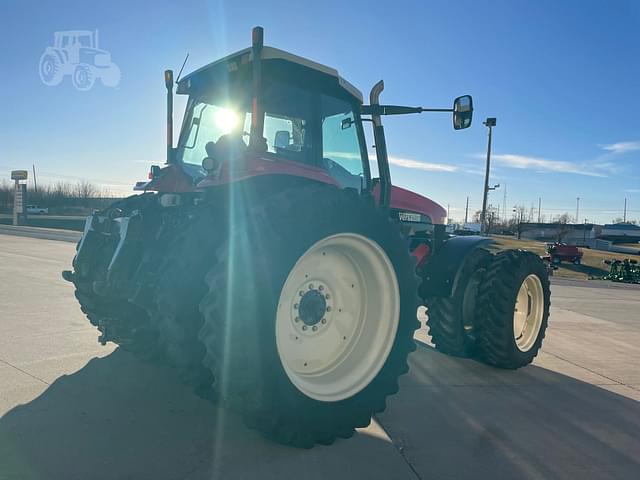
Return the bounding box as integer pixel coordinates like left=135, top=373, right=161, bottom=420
left=480, top=117, right=497, bottom=234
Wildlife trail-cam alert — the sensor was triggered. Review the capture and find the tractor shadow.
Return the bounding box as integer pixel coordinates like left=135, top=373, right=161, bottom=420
left=377, top=339, right=640, bottom=479
left=0, top=348, right=412, bottom=480
left=1, top=343, right=639, bottom=480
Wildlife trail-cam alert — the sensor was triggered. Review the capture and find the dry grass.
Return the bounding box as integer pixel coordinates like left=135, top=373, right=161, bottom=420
left=488, top=235, right=628, bottom=280
left=617, top=242, right=640, bottom=249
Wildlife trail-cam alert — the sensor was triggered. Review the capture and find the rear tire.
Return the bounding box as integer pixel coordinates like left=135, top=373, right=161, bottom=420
left=198, top=183, right=419, bottom=447
left=425, top=248, right=491, bottom=357
left=148, top=205, right=225, bottom=398
left=475, top=250, right=550, bottom=369
left=39, top=52, right=63, bottom=86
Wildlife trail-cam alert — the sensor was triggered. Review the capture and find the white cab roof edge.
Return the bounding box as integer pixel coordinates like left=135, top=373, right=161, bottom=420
left=181, top=46, right=364, bottom=103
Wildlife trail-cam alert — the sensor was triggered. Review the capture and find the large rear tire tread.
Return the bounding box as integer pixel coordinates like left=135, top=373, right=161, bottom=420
left=148, top=206, right=224, bottom=398
left=425, top=248, right=492, bottom=357
left=198, top=183, right=420, bottom=448
left=475, top=249, right=550, bottom=369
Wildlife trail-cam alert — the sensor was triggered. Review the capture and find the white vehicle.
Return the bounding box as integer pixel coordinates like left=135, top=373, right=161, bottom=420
left=26, top=205, right=49, bottom=215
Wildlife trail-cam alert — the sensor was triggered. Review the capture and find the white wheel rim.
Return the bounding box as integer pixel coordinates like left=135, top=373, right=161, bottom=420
left=513, top=274, right=544, bottom=352
left=275, top=233, right=400, bottom=402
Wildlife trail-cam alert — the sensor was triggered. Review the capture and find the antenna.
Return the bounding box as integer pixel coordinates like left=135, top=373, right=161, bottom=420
left=175, top=53, right=190, bottom=83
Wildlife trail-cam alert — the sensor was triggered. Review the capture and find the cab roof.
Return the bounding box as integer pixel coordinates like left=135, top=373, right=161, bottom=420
left=179, top=46, right=363, bottom=103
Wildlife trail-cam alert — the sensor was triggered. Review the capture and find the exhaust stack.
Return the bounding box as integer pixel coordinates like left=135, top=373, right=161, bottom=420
left=249, top=26, right=265, bottom=150
left=164, top=69, right=174, bottom=163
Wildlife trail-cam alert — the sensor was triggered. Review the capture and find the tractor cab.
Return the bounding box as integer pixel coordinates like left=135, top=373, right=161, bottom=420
left=54, top=31, right=96, bottom=50
left=172, top=45, right=369, bottom=193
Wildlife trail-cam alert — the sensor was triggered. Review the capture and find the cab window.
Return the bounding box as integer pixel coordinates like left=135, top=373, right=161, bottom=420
left=321, top=104, right=364, bottom=191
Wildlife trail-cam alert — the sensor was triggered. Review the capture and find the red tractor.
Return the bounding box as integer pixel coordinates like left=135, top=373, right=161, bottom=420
left=63, top=27, right=550, bottom=447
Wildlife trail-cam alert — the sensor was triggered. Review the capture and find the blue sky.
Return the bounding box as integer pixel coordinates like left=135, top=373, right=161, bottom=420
left=1, top=0, right=639, bottom=223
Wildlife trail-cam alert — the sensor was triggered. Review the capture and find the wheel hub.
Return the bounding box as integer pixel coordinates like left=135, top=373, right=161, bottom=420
left=298, top=288, right=327, bottom=326
left=513, top=274, right=544, bottom=352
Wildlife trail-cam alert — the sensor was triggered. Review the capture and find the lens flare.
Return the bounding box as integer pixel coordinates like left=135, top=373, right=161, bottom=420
left=214, top=108, right=239, bottom=134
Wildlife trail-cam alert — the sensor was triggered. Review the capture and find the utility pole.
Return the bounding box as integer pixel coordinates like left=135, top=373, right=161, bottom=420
left=32, top=164, right=38, bottom=193
left=464, top=196, right=469, bottom=224
left=447, top=203, right=450, bottom=224
left=538, top=197, right=541, bottom=223
left=576, top=197, right=580, bottom=224
left=480, top=117, right=497, bottom=234
left=623, top=197, right=627, bottom=222
left=502, top=184, right=507, bottom=223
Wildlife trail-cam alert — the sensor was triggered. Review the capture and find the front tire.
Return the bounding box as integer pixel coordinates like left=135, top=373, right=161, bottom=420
left=72, top=63, right=95, bottom=91
left=198, top=183, right=419, bottom=447
left=475, top=250, right=550, bottom=369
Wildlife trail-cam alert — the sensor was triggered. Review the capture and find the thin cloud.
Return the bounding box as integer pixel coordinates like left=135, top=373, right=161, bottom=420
left=478, top=153, right=608, bottom=177
left=134, top=159, right=163, bottom=165
left=363, top=152, right=458, bottom=172
left=599, top=141, right=640, bottom=154
left=387, top=156, right=458, bottom=172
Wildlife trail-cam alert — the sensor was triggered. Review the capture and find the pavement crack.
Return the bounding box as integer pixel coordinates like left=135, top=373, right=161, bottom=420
left=543, top=350, right=628, bottom=387
left=373, top=414, right=423, bottom=480
left=0, top=357, right=50, bottom=386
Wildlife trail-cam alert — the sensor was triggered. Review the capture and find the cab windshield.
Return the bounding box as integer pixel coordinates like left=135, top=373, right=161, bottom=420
left=176, top=76, right=367, bottom=191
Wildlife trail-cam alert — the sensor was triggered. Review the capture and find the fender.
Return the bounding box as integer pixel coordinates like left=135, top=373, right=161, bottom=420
left=46, top=47, right=67, bottom=65
left=419, top=235, right=493, bottom=298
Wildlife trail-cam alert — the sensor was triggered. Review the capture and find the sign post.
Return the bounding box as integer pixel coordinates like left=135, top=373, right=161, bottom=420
left=11, top=170, right=28, bottom=226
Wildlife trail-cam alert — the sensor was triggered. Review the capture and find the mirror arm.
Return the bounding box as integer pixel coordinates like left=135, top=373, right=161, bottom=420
left=420, top=108, right=454, bottom=113
left=361, top=105, right=453, bottom=116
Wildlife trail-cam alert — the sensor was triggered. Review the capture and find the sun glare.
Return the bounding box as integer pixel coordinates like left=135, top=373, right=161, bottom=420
left=215, top=108, right=239, bottom=134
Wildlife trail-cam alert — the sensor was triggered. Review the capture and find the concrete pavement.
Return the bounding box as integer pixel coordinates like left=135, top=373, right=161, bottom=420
left=0, top=225, right=81, bottom=243
left=1, top=233, right=639, bottom=479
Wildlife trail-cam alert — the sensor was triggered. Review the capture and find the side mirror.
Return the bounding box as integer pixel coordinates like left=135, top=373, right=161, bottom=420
left=453, top=95, right=473, bottom=130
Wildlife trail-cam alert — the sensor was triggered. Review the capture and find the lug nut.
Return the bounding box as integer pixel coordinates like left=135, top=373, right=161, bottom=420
left=302, top=325, right=308, bottom=331
left=321, top=318, right=327, bottom=324
left=318, top=285, right=324, bottom=291
left=299, top=291, right=304, bottom=296
left=309, top=284, right=314, bottom=290
left=326, top=306, right=332, bottom=312
left=294, top=303, right=299, bottom=309
left=295, top=317, right=300, bottom=323
left=312, top=326, right=318, bottom=331
left=325, top=294, right=330, bottom=300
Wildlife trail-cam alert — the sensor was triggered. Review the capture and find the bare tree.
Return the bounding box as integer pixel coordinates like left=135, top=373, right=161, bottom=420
left=553, top=213, right=572, bottom=242
left=75, top=180, right=98, bottom=199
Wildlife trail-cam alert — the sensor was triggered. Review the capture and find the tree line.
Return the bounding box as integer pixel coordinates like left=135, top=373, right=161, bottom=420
left=0, top=179, right=121, bottom=214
